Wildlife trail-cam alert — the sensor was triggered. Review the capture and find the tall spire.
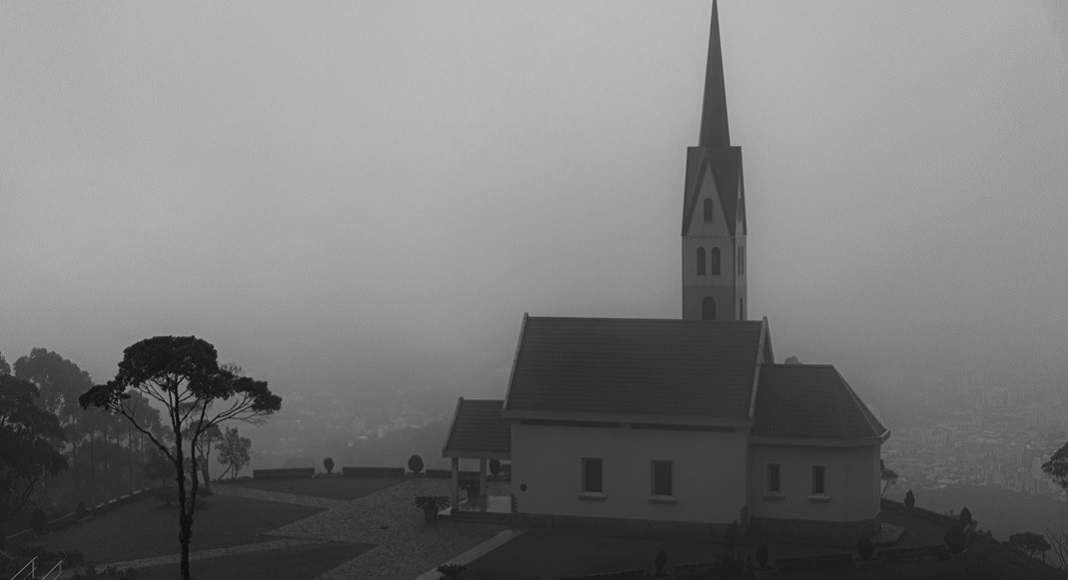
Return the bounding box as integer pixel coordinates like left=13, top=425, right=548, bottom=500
left=699, top=0, right=731, bottom=147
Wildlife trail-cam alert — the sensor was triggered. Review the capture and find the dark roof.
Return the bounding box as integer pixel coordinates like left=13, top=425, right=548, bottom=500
left=699, top=0, right=730, bottom=148
left=504, top=317, right=765, bottom=420
left=752, top=364, right=887, bottom=440
left=442, top=399, right=511, bottom=458
left=682, top=145, right=745, bottom=236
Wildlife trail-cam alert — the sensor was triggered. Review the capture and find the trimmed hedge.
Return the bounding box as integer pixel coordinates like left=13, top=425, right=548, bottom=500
left=341, top=466, right=405, bottom=477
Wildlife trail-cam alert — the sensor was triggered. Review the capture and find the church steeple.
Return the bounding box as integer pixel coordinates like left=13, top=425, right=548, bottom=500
left=681, top=0, right=747, bottom=322
left=699, top=0, right=731, bottom=148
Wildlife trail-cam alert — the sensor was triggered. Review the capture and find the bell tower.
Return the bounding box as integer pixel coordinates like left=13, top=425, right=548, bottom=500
left=682, top=0, right=747, bottom=321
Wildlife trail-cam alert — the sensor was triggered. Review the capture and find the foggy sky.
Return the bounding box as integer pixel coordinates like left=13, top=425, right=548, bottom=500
left=2, top=1, right=1067, bottom=406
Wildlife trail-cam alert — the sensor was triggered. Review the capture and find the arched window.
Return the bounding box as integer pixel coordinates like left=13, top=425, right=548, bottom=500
left=710, top=247, right=721, bottom=276
left=696, top=247, right=706, bottom=276
left=702, top=297, right=716, bottom=320
left=703, top=198, right=714, bottom=222
left=737, top=246, right=745, bottom=275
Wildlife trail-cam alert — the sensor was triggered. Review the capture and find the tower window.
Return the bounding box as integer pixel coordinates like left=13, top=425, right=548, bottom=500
left=737, top=247, right=745, bottom=275
left=710, top=247, right=721, bottom=276
left=701, top=297, right=716, bottom=320
left=696, top=247, right=706, bottom=276
left=703, top=199, right=714, bottom=222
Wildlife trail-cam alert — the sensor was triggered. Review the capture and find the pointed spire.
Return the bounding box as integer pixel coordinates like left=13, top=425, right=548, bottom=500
left=699, top=0, right=731, bottom=147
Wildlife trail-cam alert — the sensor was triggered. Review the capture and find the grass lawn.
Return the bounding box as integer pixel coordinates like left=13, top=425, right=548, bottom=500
left=133, top=541, right=374, bottom=580
left=23, top=494, right=323, bottom=565
left=222, top=476, right=406, bottom=500
left=464, top=530, right=728, bottom=579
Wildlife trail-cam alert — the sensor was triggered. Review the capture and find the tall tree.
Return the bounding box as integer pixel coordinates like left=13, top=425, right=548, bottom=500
left=0, top=351, right=10, bottom=376
left=1041, top=442, right=1068, bottom=496
left=79, top=336, right=280, bottom=580
left=0, top=375, right=67, bottom=523
left=216, top=427, right=252, bottom=480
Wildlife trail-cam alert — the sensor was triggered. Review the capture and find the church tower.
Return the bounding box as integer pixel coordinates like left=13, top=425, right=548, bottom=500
left=682, top=0, right=747, bottom=321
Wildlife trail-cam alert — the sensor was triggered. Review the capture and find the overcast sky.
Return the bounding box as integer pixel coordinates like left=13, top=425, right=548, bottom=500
left=2, top=1, right=1067, bottom=405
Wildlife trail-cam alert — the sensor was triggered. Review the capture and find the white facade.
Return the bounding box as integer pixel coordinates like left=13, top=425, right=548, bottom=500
left=748, top=442, right=881, bottom=523
left=511, top=420, right=749, bottom=525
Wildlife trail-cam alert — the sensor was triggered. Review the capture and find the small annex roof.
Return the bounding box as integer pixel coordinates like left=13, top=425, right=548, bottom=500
left=752, top=364, right=887, bottom=441
left=442, top=398, right=511, bottom=459
left=504, top=316, right=766, bottom=421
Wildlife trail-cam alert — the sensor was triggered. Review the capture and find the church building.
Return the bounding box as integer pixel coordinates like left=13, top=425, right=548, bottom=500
left=442, top=1, right=889, bottom=539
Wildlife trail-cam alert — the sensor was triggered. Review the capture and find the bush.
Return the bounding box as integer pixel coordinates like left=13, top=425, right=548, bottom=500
left=754, top=542, right=769, bottom=569
left=31, top=507, right=48, bottom=536
left=437, top=563, right=466, bottom=579
left=944, top=523, right=967, bottom=554
left=959, top=506, right=973, bottom=527
left=408, top=454, right=424, bottom=475
left=856, top=537, right=874, bottom=561
left=323, top=457, right=334, bottom=475
left=196, top=486, right=212, bottom=498
left=654, top=550, right=668, bottom=574
left=489, top=459, right=501, bottom=479
left=76, top=501, right=87, bottom=520
left=71, top=565, right=138, bottom=579
left=904, top=489, right=915, bottom=511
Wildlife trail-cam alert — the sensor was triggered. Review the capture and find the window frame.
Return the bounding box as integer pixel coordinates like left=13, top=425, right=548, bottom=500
left=810, top=465, right=828, bottom=499
left=651, top=460, right=674, bottom=499
left=581, top=457, right=604, bottom=498
left=767, top=463, right=781, bottom=494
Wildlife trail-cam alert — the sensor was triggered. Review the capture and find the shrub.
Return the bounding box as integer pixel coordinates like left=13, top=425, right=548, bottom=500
left=944, top=523, right=967, bottom=554
left=959, top=506, right=972, bottom=527
left=489, top=459, right=501, bottom=479
left=754, top=542, right=769, bottom=569
left=323, top=457, right=334, bottom=475
left=904, top=489, right=915, bottom=511
left=415, top=496, right=450, bottom=523
left=437, top=563, right=466, bottom=579
left=31, top=507, right=48, bottom=536
left=153, top=488, right=179, bottom=507
left=408, top=454, right=424, bottom=475
left=856, top=537, right=874, bottom=561
left=654, top=550, right=668, bottom=574
left=76, top=501, right=87, bottom=520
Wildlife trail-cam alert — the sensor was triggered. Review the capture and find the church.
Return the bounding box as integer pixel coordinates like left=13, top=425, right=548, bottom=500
left=442, top=1, right=889, bottom=539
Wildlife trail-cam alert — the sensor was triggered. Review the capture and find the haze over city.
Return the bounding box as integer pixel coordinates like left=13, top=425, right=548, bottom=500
left=3, top=0, right=1068, bottom=417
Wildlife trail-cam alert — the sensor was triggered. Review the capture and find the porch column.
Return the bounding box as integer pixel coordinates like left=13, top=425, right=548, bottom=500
left=450, top=457, right=460, bottom=512
left=479, top=458, right=488, bottom=496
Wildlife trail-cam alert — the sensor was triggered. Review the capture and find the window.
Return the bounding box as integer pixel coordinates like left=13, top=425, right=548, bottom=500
left=701, top=297, right=716, bottom=320
left=710, top=247, right=721, bottom=275
left=737, top=247, right=745, bottom=275
left=696, top=247, right=706, bottom=276
left=811, top=465, right=826, bottom=495
left=703, top=198, right=714, bottom=222
left=767, top=464, right=781, bottom=493
left=652, top=460, right=673, bottom=496
left=582, top=458, right=603, bottom=493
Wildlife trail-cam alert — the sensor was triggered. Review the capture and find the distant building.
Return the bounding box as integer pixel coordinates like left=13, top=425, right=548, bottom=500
left=443, top=1, right=889, bottom=539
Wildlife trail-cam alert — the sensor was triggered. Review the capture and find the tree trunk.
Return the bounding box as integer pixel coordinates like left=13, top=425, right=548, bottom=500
left=175, top=434, right=192, bottom=580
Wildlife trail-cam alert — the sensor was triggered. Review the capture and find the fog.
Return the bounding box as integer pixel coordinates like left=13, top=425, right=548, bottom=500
left=2, top=1, right=1067, bottom=418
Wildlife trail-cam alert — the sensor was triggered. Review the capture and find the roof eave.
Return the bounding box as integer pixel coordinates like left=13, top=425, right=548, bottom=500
left=502, top=409, right=752, bottom=428
left=750, top=431, right=890, bottom=449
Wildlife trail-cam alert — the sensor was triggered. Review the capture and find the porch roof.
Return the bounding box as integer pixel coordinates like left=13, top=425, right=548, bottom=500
left=443, top=398, right=511, bottom=459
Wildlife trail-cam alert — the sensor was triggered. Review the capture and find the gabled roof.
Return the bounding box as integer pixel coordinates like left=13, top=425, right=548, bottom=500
left=752, top=364, right=887, bottom=441
left=442, top=398, right=510, bottom=459
left=682, top=146, right=744, bottom=236
left=503, top=316, right=765, bottom=421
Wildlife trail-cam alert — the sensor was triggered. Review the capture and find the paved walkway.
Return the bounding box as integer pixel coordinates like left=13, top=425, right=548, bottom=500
left=94, top=479, right=513, bottom=580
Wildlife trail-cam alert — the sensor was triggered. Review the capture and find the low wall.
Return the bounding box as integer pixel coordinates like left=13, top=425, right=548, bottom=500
left=253, top=467, right=316, bottom=480
left=513, top=513, right=729, bottom=539
left=341, top=466, right=405, bottom=477
left=749, top=513, right=880, bottom=542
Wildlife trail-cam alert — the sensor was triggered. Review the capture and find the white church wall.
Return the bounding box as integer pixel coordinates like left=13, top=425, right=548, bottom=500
left=511, top=420, right=749, bottom=524
left=748, top=442, right=881, bottom=523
